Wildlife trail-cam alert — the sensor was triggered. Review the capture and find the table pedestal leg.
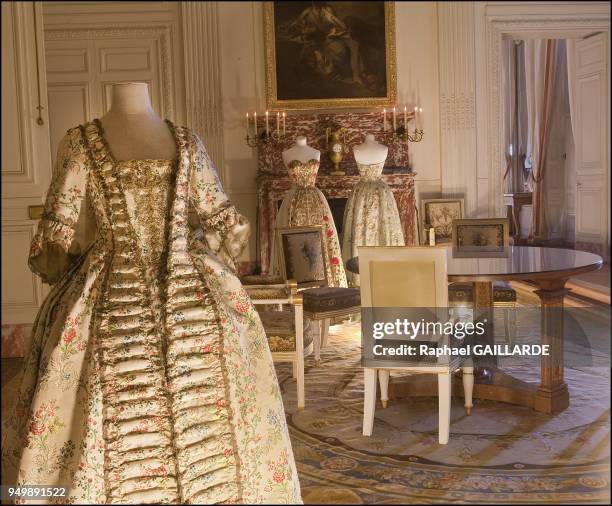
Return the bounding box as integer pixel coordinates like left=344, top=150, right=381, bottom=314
left=533, top=278, right=570, bottom=413
left=473, top=281, right=496, bottom=372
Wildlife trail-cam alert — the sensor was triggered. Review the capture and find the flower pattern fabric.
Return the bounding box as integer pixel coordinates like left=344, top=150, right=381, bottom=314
left=342, top=162, right=405, bottom=285
left=1, top=120, right=301, bottom=504
left=275, top=159, right=347, bottom=288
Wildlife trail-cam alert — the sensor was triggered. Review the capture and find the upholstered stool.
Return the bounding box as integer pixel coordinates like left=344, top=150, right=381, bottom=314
left=258, top=309, right=316, bottom=353
left=302, top=286, right=361, bottom=364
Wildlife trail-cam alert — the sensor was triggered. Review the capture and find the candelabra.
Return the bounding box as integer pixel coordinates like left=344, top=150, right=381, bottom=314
left=245, top=130, right=286, bottom=148
left=382, top=125, right=425, bottom=144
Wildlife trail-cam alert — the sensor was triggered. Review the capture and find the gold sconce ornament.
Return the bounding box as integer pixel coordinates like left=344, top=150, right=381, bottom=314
left=325, top=127, right=349, bottom=176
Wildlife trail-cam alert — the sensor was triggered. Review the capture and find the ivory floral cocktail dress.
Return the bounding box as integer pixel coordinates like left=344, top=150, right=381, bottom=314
left=1, top=120, right=301, bottom=504
left=275, top=159, right=347, bottom=288
left=342, top=162, right=404, bottom=285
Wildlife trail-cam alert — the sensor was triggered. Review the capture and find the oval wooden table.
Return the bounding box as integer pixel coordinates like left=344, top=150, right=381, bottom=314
left=346, top=246, right=603, bottom=413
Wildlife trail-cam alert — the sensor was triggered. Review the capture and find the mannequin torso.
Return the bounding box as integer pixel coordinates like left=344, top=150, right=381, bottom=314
left=353, top=134, right=388, bottom=165
left=282, top=136, right=320, bottom=166
left=99, top=83, right=176, bottom=161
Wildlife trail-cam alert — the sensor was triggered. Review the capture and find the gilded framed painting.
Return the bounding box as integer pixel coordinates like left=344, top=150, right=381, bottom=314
left=420, top=198, right=465, bottom=245
left=276, top=226, right=328, bottom=288
left=263, top=1, right=396, bottom=110
left=452, top=218, right=510, bottom=257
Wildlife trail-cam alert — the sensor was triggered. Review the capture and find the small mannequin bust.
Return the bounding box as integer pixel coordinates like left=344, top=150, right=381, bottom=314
left=353, top=134, right=388, bottom=165
left=282, top=136, right=320, bottom=166
left=99, top=82, right=176, bottom=161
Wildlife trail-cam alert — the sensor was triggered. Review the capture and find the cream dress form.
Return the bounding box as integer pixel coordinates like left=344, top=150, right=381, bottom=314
left=342, top=134, right=404, bottom=285
left=275, top=137, right=347, bottom=287
left=2, top=83, right=301, bottom=503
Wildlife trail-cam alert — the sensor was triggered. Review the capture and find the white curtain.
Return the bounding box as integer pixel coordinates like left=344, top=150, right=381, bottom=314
left=565, top=39, right=578, bottom=145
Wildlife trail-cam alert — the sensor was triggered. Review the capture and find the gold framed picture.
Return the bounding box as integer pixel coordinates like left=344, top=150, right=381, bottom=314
left=452, top=218, right=510, bottom=258
left=263, top=1, right=397, bottom=110
left=276, top=226, right=328, bottom=288
left=420, top=198, right=465, bottom=244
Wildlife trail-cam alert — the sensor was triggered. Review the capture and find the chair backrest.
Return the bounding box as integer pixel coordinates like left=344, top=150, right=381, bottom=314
left=420, top=198, right=465, bottom=245
left=452, top=218, right=510, bottom=253
left=276, top=226, right=329, bottom=288
left=358, top=247, right=448, bottom=308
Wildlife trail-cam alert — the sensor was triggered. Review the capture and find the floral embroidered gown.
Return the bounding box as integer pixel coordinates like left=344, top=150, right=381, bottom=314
left=1, top=120, right=302, bottom=504
left=275, top=159, right=347, bottom=288
left=342, top=162, right=404, bottom=285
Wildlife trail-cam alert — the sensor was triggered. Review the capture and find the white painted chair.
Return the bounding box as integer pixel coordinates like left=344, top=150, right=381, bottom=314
left=359, top=246, right=474, bottom=445
left=246, top=280, right=312, bottom=409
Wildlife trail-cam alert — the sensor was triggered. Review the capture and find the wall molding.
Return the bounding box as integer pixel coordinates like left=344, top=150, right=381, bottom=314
left=44, top=25, right=176, bottom=120
left=438, top=2, right=478, bottom=214
left=181, top=1, right=225, bottom=182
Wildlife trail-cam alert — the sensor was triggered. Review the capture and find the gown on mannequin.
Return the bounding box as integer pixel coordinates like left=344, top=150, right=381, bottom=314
left=276, top=159, right=347, bottom=288
left=342, top=161, right=405, bottom=285
left=1, top=120, right=301, bottom=504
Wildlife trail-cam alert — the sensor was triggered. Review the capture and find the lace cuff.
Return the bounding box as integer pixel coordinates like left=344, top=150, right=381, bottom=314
left=29, top=219, right=78, bottom=284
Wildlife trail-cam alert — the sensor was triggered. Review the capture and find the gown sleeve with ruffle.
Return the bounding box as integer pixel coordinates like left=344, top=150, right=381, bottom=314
left=28, top=128, right=89, bottom=284
left=188, top=133, right=250, bottom=272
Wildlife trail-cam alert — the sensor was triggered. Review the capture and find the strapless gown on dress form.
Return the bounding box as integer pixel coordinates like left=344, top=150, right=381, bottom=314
left=275, top=159, right=347, bottom=288
left=342, top=161, right=405, bottom=285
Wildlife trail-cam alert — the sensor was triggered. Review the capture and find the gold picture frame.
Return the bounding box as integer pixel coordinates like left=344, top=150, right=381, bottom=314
left=419, top=198, right=465, bottom=245
left=276, top=226, right=329, bottom=288
left=263, top=2, right=397, bottom=110
left=452, top=218, right=510, bottom=258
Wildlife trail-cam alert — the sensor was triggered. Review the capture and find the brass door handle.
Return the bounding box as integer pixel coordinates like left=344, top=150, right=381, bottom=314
left=28, top=205, right=44, bottom=220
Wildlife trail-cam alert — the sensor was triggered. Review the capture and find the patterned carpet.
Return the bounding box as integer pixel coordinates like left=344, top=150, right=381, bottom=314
left=2, top=311, right=610, bottom=504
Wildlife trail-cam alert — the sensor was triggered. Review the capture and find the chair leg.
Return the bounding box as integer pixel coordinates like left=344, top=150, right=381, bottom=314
left=462, top=366, right=474, bottom=415
left=321, top=318, right=330, bottom=348
left=314, top=321, right=321, bottom=366
left=438, top=372, right=451, bottom=445
left=363, top=368, right=377, bottom=436
left=509, top=304, right=517, bottom=343
left=503, top=308, right=510, bottom=342
left=378, top=369, right=390, bottom=408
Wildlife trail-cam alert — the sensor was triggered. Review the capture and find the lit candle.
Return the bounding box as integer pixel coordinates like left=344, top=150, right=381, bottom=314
left=419, top=107, right=423, bottom=129
left=414, top=107, right=418, bottom=130
left=254, top=112, right=258, bottom=136
left=265, top=110, right=269, bottom=137
left=403, top=106, right=407, bottom=130
left=282, top=112, right=286, bottom=136
left=276, top=112, right=280, bottom=136
left=393, top=107, right=397, bottom=132
left=383, top=108, right=387, bottom=131
left=246, top=112, right=250, bottom=136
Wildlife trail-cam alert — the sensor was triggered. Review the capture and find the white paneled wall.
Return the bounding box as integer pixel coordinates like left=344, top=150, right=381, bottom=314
left=2, top=2, right=51, bottom=326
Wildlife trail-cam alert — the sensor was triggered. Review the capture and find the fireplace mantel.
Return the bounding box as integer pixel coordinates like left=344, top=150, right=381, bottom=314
left=257, top=173, right=417, bottom=274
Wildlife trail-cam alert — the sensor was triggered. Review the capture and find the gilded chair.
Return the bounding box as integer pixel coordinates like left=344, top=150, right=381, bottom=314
left=275, top=226, right=361, bottom=365
left=359, top=246, right=474, bottom=445
left=246, top=280, right=315, bottom=409
left=449, top=218, right=517, bottom=341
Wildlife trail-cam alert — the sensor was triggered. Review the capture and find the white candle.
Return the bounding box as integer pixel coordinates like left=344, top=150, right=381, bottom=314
left=265, top=110, right=269, bottom=137
left=419, top=107, right=423, bottom=129
left=383, top=108, right=387, bottom=131
left=393, top=107, right=396, bottom=132
left=276, top=112, right=280, bottom=136
left=414, top=107, right=418, bottom=130
left=282, top=112, right=286, bottom=136
left=254, top=112, right=257, bottom=136
left=246, top=112, right=250, bottom=136
left=403, top=106, right=407, bottom=130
